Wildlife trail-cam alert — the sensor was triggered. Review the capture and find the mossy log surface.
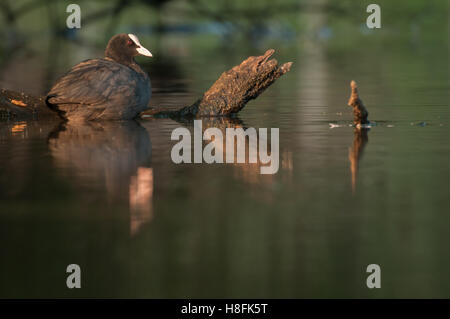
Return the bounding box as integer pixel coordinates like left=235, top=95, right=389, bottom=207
left=0, top=49, right=292, bottom=121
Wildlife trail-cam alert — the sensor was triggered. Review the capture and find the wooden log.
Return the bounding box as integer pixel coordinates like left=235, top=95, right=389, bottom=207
left=0, top=88, right=59, bottom=120
left=0, top=49, right=292, bottom=121
left=148, top=49, right=292, bottom=118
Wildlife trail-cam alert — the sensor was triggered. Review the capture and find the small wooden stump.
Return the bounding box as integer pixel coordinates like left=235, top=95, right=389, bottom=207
left=348, top=80, right=369, bottom=126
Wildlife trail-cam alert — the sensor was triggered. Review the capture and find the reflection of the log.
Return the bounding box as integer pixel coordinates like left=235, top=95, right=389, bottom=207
left=47, top=121, right=153, bottom=236
left=178, top=117, right=293, bottom=196
left=202, top=118, right=273, bottom=186
left=348, top=127, right=369, bottom=194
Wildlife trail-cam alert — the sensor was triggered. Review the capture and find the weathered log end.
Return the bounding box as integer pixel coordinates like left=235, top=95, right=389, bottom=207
left=151, top=49, right=293, bottom=118
left=0, top=89, right=59, bottom=121
left=348, top=80, right=369, bottom=126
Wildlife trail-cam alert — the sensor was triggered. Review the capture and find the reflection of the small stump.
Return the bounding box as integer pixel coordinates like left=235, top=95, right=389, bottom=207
left=348, top=127, right=369, bottom=194
left=48, top=120, right=153, bottom=236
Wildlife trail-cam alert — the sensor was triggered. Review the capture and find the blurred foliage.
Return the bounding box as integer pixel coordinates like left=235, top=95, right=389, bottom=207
left=0, top=0, right=447, bottom=94
left=0, top=0, right=447, bottom=41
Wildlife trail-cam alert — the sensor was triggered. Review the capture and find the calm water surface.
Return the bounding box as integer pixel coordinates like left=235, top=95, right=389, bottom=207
left=0, top=36, right=449, bottom=298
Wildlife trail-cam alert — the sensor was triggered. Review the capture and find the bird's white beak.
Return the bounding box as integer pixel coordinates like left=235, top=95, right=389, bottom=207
left=128, top=34, right=153, bottom=57
left=136, top=46, right=153, bottom=57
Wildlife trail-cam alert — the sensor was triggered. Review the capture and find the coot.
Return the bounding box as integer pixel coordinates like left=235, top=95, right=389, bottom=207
left=46, top=34, right=152, bottom=121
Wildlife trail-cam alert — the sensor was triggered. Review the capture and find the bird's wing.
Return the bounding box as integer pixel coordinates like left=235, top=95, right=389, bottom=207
left=46, top=59, right=129, bottom=108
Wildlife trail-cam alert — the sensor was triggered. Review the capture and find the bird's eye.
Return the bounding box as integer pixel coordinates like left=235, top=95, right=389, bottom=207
left=127, top=39, right=134, bottom=46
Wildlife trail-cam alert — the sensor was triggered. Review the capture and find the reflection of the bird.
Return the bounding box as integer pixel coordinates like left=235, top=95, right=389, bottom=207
left=47, top=120, right=153, bottom=236
left=129, top=167, right=154, bottom=236
left=348, top=127, right=369, bottom=193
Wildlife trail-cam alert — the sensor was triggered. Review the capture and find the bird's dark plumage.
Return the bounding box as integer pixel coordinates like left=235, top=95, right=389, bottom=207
left=46, top=34, right=152, bottom=121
